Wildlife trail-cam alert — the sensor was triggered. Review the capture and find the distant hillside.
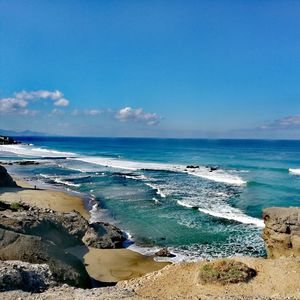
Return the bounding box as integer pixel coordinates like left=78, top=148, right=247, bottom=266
left=0, top=129, right=48, bottom=137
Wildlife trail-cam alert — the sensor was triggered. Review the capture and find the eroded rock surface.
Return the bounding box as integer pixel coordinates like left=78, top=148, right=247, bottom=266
left=0, top=260, right=57, bottom=292
left=263, top=207, right=300, bottom=258
left=0, top=228, right=91, bottom=288
left=83, top=222, right=127, bottom=249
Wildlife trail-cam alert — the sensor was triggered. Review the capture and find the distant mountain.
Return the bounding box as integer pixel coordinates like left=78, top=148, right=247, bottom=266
left=0, top=129, right=48, bottom=137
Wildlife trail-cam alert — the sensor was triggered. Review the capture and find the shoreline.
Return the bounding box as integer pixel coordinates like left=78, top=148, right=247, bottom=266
left=0, top=174, right=169, bottom=283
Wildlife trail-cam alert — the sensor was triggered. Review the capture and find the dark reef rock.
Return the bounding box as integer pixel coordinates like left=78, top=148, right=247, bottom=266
left=0, top=165, right=18, bottom=188
left=16, top=160, right=40, bottom=165
left=155, top=247, right=176, bottom=258
left=0, top=160, right=40, bottom=166
left=0, top=228, right=91, bottom=288
left=263, top=207, right=300, bottom=258
left=186, top=165, right=199, bottom=169
left=0, top=136, right=21, bottom=145
left=0, top=260, right=57, bottom=292
left=205, top=166, right=218, bottom=172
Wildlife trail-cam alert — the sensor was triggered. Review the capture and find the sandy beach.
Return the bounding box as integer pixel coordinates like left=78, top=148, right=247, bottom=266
left=0, top=177, right=169, bottom=283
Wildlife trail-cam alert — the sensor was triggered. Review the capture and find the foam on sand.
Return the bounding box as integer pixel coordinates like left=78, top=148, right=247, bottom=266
left=289, top=168, right=300, bottom=175
left=0, top=144, right=75, bottom=158
left=74, top=156, right=246, bottom=186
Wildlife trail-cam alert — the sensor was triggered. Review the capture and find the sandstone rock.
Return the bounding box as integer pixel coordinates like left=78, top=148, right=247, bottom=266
left=0, top=260, right=57, bottom=292
left=155, top=247, right=176, bottom=257
left=263, top=207, right=300, bottom=258
left=0, top=228, right=91, bottom=288
left=0, top=165, right=18, bottom=187
left=83, top=222, right=126, bottom=249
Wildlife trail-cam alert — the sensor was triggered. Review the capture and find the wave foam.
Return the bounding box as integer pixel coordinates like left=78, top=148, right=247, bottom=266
left=289, top=168, right=300, bottom=175
left=177, top=200, right=264, bottom=227
left=145, top=183, right=166, bottom=198
left=74, top=157, right=246, bottom=186
left=40, top=174, right=81, bottom=187
left=0, top=144, right=75, bottom=158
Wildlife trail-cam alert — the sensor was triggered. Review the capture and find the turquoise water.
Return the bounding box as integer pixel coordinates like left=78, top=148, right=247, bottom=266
left=1, top=137, right=300, bottom=260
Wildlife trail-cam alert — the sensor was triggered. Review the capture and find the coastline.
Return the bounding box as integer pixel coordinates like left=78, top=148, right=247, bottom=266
left=0, top=175, right=169, bottom=283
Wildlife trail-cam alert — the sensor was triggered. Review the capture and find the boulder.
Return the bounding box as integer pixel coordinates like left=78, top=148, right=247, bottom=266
left=83, top=222, right=126, bottom=249
left=263, top=207, right=300, bottom=258
left=155, top=247, right=176, bottom=257
left=0, top=260, right=57, bottom=292
left=0, top=228, right=91, bottom=288
left=0, top=165, right=18, bottom=187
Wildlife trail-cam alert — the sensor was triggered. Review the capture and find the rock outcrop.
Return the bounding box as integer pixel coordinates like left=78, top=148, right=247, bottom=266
left=0, top=165, right=18, bottom=187
left=0, top=228, right=91, bottom=288
left=263, top=207, right=300, bottom=258
left=155, top=247, right=176, bottom=258
left=0, top=260, right=57, bottom=292
left=83, top=222, right=127, bottom=249
left=0, top=203, right=126, bottom=249
left=0, top=136, right=20, bottom=145
left=0, top=201, right=127, bottom=288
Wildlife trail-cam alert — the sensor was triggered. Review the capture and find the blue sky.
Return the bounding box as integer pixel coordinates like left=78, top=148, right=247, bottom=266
left=0, top=0, right=300, bottom=138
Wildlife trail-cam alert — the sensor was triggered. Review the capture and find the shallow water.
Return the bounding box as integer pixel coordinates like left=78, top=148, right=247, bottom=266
left=1, top=137, right=300, bottom=260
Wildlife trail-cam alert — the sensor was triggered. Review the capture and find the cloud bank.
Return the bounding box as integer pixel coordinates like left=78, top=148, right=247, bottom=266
left=258, top=115, right=300, bottom=130
left=0, top=90, right=69, bottom=115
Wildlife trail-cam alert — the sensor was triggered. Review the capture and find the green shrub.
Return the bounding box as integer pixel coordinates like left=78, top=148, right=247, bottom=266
left=10, top=202, right=21, bottom=211
left=198, top=259, right=256, bottom=285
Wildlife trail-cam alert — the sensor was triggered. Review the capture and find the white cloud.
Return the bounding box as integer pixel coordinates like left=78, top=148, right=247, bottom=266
left=0, top=97, right=28, bottom=112
left=15, top=90, right=63, bottom=101
left=115, top=107, right=160, bottom=126
left=0, top=89, right=69, bottom=115
left=54, top=98, right=69, bottom=106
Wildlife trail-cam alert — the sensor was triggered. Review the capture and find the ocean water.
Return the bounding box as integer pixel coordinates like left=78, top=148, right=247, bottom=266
left=1, top=137, right=300, bottom=261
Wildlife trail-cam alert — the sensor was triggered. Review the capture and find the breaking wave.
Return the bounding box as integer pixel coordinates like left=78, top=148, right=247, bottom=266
left=73, top=157, right=246, bottom=186
left=177, top=200, right=264, bottom=228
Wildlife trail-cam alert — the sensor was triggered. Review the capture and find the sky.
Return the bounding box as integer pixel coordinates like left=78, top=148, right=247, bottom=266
left=0, top=0, right=300, bottom=138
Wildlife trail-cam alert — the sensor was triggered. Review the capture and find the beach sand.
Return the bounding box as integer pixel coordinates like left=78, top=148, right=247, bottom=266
left=0, top=179, right=90, bottom=219
left=0, top=177, right=169, bottom=283
left=67, top=246, right=169, bottom=282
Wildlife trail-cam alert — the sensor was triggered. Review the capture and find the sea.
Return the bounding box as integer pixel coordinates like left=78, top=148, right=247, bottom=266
left=1, top=137, right=300, bottom=261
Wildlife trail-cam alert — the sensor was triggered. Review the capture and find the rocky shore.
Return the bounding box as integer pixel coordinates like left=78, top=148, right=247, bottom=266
left=0, top=165, right=299, bottom=299
left=0, top=136, right=21, bottom=145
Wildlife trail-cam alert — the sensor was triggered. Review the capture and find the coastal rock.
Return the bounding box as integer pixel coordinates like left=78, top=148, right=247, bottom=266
left=155, top=248, right=176, bottom=257
left=0, top=165, right=18, bottom=187
left=83, top=222, right=127, bottom=249
left=263, top=207, right=300, bottom=258
left=0, top=260, right=57, bottom=292
left=0, top=207, right=88, bottom=248
left=0, top=204, right=126, bottom=249
left=0, top=136, right=20, bottom=145
left=0, top=228, right=91, bottom=288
